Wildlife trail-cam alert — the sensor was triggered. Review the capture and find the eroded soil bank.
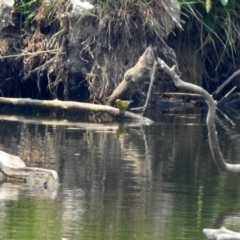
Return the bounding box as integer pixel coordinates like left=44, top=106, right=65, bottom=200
left=1, top=0, right=240, bottom=111
left=0, top=0, right=191, bottom=103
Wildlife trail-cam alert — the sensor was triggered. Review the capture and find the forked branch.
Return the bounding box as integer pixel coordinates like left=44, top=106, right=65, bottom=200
left=157, top=57, right=240, bottom=173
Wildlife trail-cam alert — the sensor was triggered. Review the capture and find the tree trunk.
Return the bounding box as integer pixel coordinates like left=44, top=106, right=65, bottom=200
left=107, top=46, right=155, bottom=106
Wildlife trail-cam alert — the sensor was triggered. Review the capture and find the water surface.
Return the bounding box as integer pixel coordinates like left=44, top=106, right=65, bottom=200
left=0, top=111, right=240, bottom=240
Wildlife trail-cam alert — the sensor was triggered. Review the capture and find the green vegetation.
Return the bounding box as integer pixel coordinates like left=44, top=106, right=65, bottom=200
left=15, top=0, right=44, bottom=26
left=14, top=0, right=68, bottom=31
left=179, top=0, right=240, bottom=82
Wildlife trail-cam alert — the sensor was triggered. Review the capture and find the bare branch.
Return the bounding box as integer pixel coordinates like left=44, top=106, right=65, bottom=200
left=157, top=57, right=240, bottom=173
left=142, top=61, right=157, bottom=115
left=214, top=69, right=240, bottom=96
left=217, top=86, right=237, bottom=106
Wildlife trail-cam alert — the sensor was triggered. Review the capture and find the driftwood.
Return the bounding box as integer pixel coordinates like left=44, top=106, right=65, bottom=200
left=107, top=46, right=155, bottom=106
left=203, top=227, right=240, bottom=240
left=0, top=151, right=59, bottom=192
left=157, top=57, right=240, bottom=173
left=0, top=97, right=153, bottom=123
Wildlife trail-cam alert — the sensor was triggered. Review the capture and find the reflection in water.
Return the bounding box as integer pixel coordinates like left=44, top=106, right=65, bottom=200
left=0, top=183, right=21, bottom=201
left=61, top=189, right=85, bottom=239
left=0, top=113, right=240, bottom=239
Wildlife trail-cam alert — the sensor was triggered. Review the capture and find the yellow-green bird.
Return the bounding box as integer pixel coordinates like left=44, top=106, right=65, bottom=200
left=115, top=99, right=133, bottom=111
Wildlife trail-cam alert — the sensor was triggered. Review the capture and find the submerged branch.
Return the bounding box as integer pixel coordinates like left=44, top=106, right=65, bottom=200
left=157, top=57, right=240, bottom=173
left=0, top=97, right=153, bottom=124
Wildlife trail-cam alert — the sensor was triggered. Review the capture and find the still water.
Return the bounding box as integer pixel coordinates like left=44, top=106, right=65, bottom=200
left=1, top=110, right=240, bottom=240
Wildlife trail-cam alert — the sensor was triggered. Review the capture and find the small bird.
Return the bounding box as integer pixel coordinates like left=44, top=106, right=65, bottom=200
left=115, top=99, right=133, bottom=112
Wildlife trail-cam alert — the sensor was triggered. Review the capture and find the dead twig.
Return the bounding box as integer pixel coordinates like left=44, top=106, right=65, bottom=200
left=160, top=92, right=202, bottom=97
left=214, top=69, right=240, bottom=97
left=142, top=60, right=157, bottom=115
left=217, top=85, right=237, bottom=106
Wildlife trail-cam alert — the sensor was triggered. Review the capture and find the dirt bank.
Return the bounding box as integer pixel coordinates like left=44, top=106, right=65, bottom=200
left=0, top=0, right=182, bottom=103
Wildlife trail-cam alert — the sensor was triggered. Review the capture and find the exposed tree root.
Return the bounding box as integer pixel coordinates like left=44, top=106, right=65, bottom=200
left=66, top=0, right=180, bottom=103
left=0, top=0, right=181, bottom=102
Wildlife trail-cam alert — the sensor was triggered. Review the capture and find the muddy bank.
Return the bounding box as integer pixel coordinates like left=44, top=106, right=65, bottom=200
left=0, top=0, right=182, bottom=102
left=1, top=0, right=240, bottom=110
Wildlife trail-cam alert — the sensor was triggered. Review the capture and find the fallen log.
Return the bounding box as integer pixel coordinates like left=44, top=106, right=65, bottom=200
left=203, top=227, right=240, bottom=240
left=0, top=151, right=59, bottom=192
left=0, top=97, right=153, bottom=123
